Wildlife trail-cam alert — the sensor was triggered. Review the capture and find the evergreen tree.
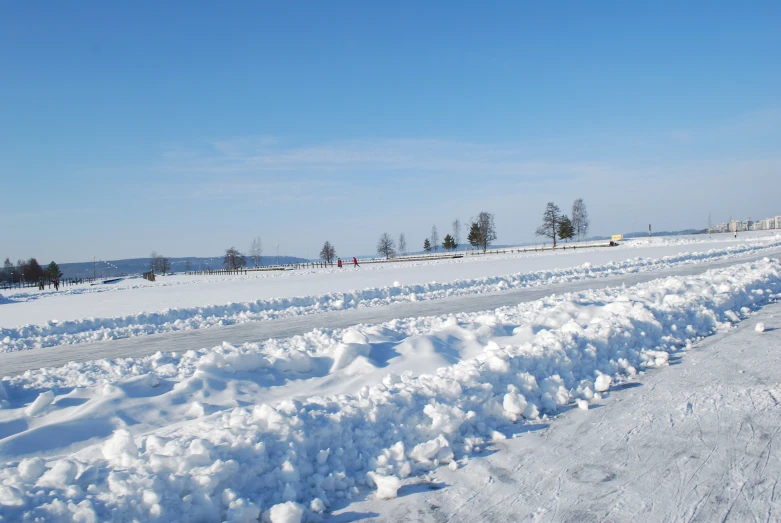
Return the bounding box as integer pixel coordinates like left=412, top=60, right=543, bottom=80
left=25, top=258, right=44, bottom=282
left=558, top=215, right=575, bottom=243
left=467, top=222, right=480, bottom=249
left=536, top=202, right=561, bottom=247
left=2, top=258, right=12, bottom=283
left=442, top=234, right=457, bottom=251
left=45, top=261, right=63, bottom=280
left=423, top=238, right=431, bottom=253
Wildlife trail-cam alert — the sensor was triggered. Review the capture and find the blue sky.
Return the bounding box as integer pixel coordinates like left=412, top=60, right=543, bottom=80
left=2, top=1, right=780, bottom=263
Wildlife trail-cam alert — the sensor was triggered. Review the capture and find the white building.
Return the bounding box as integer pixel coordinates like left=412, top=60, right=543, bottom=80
left=776, top=216, right=781, bottom=229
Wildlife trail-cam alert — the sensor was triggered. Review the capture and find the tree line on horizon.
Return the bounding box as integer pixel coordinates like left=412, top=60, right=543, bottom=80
left=4, top=199, right=590, bottom=282
left=2, top=257, right=63, bottom=284
left=148, top=199, right=590, bottom=275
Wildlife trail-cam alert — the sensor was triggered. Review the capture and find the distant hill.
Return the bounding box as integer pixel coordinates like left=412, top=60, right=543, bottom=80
left=59, top=256, right=308, bottom=279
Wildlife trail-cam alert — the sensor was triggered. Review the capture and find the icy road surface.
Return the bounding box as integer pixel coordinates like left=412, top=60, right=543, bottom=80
left=336, top=302, right=781, bottom=522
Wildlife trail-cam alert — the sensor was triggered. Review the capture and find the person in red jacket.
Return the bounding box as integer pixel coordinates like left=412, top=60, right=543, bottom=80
left=337, top=258, right=342, bottom=268
left=353, top=257, right=359, bottom=268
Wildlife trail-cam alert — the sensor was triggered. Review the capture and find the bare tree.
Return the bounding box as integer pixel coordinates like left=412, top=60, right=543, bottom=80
left=476, top=211, right=497, bottom=253
left=249, top=237, right=263, bottom=267
left=571, top=198, right=589, bottom=241
left=452, top=219, right=462, bottom=248
left=320, top=241, right=336, bottom=263
left=536, top=202, right=561, bottom=247
left=430, top=225, right=440, bottom=253
left=377, top=233, right=396, bottom=259
left=398, top=233, right=407, bottom=255
left=223, top=247, right=247, bottom=269
left=150, top=251, right=170, bottom=275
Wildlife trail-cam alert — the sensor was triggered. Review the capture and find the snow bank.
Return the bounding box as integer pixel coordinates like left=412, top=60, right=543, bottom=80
left=0, top=258, right=779, bottom=521
left=3, top=239, right=781, bottom=353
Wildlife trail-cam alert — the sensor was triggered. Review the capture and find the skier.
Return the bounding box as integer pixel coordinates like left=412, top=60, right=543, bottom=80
left=353, top=257, right=359, bottom=268
left=337, top=258, right=342, bottom=268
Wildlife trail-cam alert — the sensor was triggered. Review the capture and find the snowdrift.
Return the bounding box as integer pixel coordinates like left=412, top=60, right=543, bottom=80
left=0, top=257, right=779, bottom=521
left=2, top=239, right=781, bottom=353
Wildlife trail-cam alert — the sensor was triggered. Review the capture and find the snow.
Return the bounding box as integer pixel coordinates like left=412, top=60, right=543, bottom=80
left=367, top=472, right=402, bottom=500
left=755, top=322, right=766, bottom=332
left=24, top=391, right=53, bottom=417
left=2, top=234, right=780, bottom=353
left=0, top=255, right=779, bottom=521
left=341, top=300, right=781, bottom=521
left=267, top=502, right=303, bottom=523
left=594, top=374, right=612, bottom=393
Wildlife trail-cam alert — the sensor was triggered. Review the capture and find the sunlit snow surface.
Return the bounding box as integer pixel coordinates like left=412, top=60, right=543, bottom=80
left=2, top=233, right=780, bottom=352
left=0, top=248, right=779, bottom=520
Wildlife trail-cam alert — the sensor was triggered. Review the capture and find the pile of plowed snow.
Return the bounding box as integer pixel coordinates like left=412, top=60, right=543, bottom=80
left=0, top=258, right=779, bottom=522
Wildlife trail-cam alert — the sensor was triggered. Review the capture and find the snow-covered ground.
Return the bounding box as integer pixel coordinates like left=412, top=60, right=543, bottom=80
left=339, top=299, right=781, bottom=522
left=1, top=253, right=779, bottom=522
left=2, top=234, right=780, bottom=353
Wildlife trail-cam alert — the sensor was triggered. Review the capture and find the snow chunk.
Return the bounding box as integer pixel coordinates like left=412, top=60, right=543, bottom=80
left=37, top=459, right=79, bottom=488
left=576, top=399, right=589, bottom=410
left=503, top=387, right=528, bottom=421
left=755, top=322, right=766, bottom=333
left=26, top=390, right=54, bottom=416
left=102, top=429, right=138, bottom=465
left=226, top=498, right=261, bottom=523
left=330, top=342, right=370, bottom=372
left=409, top=435, right=453, bottom=465
left=18, top=457, right=46, bottom=481
left=368, top=472, right=402, bottom=500
left=595, top=374, right=612, bottom=393
left=342, top=329, right=369, bottom=345
left=268, top=501, right=304, bottom=523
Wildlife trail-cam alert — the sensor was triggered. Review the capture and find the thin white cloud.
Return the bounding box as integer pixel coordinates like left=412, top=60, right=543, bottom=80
left=157, top=137, right=608, bottom=181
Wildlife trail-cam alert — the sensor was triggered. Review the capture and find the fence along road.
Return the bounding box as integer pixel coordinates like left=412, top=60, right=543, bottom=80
left=1, top=249, right=779, bottom=376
